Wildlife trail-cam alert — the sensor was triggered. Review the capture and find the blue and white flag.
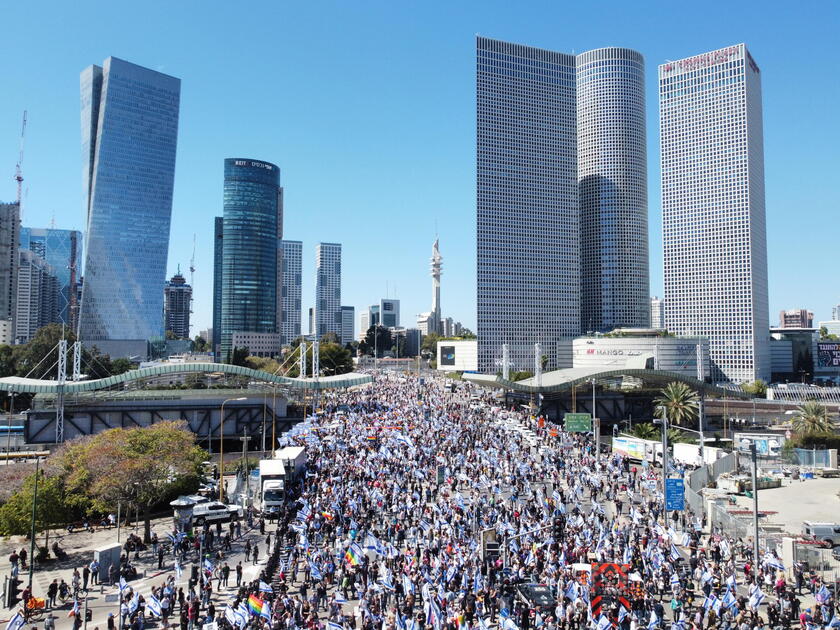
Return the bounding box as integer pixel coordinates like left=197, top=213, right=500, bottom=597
left=816, top=585, right=830, bottom=604
left=309, top=562, right=323, bottom=581
left=825, top=614, right=840, bottom=629
left=128, top=593, right=140, bottom=615
left=224, top=606, right=238, bottom=628
left=502, top=619, right=519, bottom=630
left=748, top=590, right=765, bottom=610
left=703, top=594, right=718, bottom=611
left=174, top=561, right=182, bottom=579
left=618, top=607, right=629, bottom=624
left=700, top=570, right=713, bottom=584
left=328, top=623, right=344, bottom=630
left=721, top=590, right=736, bottom=610
left=726, top=574, right=736, bottom=590
left=260, top=601, right=271, bottom=620
left=670, top=573, right=680, bottom=587
left=403, top=574, right=415, bottom=595
left=237, top=602, right=249, bottom=624
left=333, top=594, right=348, bottom=604
left=596, top=614, right=611, bottom=630
left=670, top=544, right=681, bottom=561
left=146, top=595, right=162, bottom=618
left=478, top=618, right=491, bottom=630
left=259, top=581, right=273, bottom=593
left=565, top=581, right=579, bottom=602
left=380, top=572, right=395, bottom=591
left=5, top=612, right=25, bottom=630
left=763, top=554, right=785, bottom=571
left=119, top=577, right=128, bottom=592
left=203, top=557, right=214, bottom=572
left=648, top=611, right=659, bottom=630
left=671, top=621, right=685, bottom=630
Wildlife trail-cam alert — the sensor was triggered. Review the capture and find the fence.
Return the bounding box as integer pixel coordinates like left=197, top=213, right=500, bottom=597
left=687, top=452, right=739, bottom=492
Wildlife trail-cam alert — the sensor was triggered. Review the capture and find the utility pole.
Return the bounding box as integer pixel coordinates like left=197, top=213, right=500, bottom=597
left=27, top=456, right=40, bottom=589
left=660, top=411, right=670, bottom=508
left=749, top=441, right=760, bottom=562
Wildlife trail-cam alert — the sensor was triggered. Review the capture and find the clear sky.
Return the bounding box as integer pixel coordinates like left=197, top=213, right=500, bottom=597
left=2, top=0, right=838, bottom=335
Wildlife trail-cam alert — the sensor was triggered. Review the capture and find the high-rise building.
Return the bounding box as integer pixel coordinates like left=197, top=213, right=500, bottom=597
left=340, top=306, right=355, bottom=345
left=220, top=158, right=283, bottom=361
left=778, top=309, right=813, bottom=329
left=308, top=307, right=315, bottom=337
left=661, top=44, right=769, bottom=382
left=19, top=227, right=82, bottom=330
left=0, top=203, right=20, bottom=330
left=15, top=250, right=58, bottom=344
left=315, top=243, right=341, bottom=340
left=279, top=240, right=302, bottom=345
left=833, top=303, right=840, bottom=322
left=164, top=270, right=192, bottom=339
left=212, top=217, right=223, bottom=360
left=476, top=37, right=579, bottom=373
left=359, top=311, right=370, bottom=340
left=78, top=57, right=180, bottom=353
left=578, top=48, right=649, bottom=332
left=650, top=297, right=665, bottom=329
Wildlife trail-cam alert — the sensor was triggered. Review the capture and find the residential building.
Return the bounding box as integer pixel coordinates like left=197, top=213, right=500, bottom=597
left=230, top=332, right=280, bottom=358
left=164, top=270, right=192, bottom=339
left=308, top=307, right=315, bottom=337
left=578, top=48, right=649, bottom=332
left=340, top=306, right=355, bottom=345
left=779, top=309, right=813, bottom=329
left=0, top=202, right=20, bottom=332
left=314, top=243, right=341, bottom=340
left=660, top=44, right=769, bottom=382
left=476, top=37, right=579, bottom=373
left=219, top=158, right=283, bottom=361
left=416, top=312, right=432, bottom=336
left=199, top=328, right=213, bottom=344
left=15, top=250, right=59, bottom=344
left=279, top=240, right=302, bottom=345
left=650, top=297, right=665, bottom=329
left=19, top=227, right=82, bottom=329
left=212, top=217, right=223, bottom=359
left=78, top=57, right=180, bottom=354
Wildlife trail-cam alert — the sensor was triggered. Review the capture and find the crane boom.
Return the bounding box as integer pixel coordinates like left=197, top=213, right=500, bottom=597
left=14, top=111, right=27, bottom=205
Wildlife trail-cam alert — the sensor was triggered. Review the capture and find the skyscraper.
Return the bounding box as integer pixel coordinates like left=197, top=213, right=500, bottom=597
left=220, top=159, right=283, bottom=361
left=19, top=227, right=82, bottom=329
left=212, top=217, right=223, bottom=360
left=340, top=306, right=355, bottom=345
left=0, top=203, right=20, bottom=330
left=650, top=297, right=665, bottom=329
left=78, top=57, right=180, bottom=354
left=15, top=250, right=58, bottom=344
left=661, top=44, right=769, bottom=382
left=476, top=37, right=579, bottom=373
left=279, top=240, right=302, bottom=345
left=164, top=270, right=192, bottom=339
left=315, top=243, right=341, bottom=340
left=578, top=48, right=649, bottom=332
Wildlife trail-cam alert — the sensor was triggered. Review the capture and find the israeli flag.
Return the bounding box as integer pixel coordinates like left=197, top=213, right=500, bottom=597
left=597, top=615, right=611, bottom=630
left=128, top=593, right=140, bottom=615
left=703, top=594, right=718, bottom=611
left=237, top=602, right=249, bottom=623
left=204, top=558, right=214, bottom=572
left=5, top=612, right=25, bottom=630
left=670, top=544, right=681, bottom=561
left=224, top=606, right=238, bottom=627
left=764, top=555, right=785, bottom=571
left=259, top=581, right=273, bottom=593
left=260, top=601, right=271, bottom=620
left=670, top=573, right=680, bottom=587
left=648, top=611, right=659, bottom=630
left=309, top=562, right=323, bottom=581
left=333, top=594, right=348, bottom=604
left=721, top=591, right=736, bottom=609
left=748, top=590, right=765, bottom=610
left=618, top=607, right=629, bottom=624
left=502, top=619, right=519, bottom=630
left=671, top=621, right=686, bottom=630
left=825, top=614, right=840, bottom=629
left=380, top=572, right=395, bottom=591
left=565, top=580, right=579, bottom=602
left=816, top=585, right=830, bottom=604
left=700, top=570, right=713, bottom=584
left=681, top=532, right=691, bottom=547
left=146, top=595, right=162, bottom=618
left=726, top=574, right=736, bottom=590
left=119, top=577, right=128, bottom=592
left=479, top=618, right=491, bottom=630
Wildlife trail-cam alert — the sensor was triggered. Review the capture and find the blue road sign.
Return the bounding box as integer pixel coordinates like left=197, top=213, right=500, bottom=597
left=665, top=477, right=685, bottom=511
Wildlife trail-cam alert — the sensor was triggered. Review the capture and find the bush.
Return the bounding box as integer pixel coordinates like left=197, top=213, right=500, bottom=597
left=788, top=432, right=840, bottom=450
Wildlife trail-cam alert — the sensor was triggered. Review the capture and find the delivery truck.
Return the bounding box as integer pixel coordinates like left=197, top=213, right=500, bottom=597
left=671, top=442, right=727, bottom=467
left=258, top=446, right=307, bottom=514
left=612, top=436, right=665, bottom=465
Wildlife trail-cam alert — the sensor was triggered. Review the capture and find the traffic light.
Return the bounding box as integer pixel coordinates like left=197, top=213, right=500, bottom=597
left=6, top=576, right=22, bottom=608
left=553, top=517, right=563, bottom=539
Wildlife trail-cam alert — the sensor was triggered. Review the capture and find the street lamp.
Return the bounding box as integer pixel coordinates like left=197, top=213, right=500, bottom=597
left=219, top=397, right=246, bottom=503
left=5, top=390, right=15, bottom=466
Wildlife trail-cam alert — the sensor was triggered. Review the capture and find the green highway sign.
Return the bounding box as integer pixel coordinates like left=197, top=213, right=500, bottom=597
left=564, top=413, right=592, bottom=432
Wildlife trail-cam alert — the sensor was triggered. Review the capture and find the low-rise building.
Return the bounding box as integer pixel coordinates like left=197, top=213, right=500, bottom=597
left=436, top=339, right=478, bottom=372
left=231, top=332, right=281, bottom=358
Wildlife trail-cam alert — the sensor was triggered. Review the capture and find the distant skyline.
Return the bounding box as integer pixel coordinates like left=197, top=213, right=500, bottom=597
left=2, top=1, right=839, bottom=334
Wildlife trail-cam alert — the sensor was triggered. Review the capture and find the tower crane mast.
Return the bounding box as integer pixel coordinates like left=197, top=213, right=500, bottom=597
left=14, top=111, right=27, bottom=205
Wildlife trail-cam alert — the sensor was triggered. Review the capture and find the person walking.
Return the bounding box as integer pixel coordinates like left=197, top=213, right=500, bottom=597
left=235, top=562, right=242, bottom=587
left=83, top=564, right=90, bottom=590
left=252, top=545, right=259, bottom=565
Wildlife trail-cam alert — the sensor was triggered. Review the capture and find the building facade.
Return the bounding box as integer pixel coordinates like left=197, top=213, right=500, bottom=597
left=19, top=227, right=82, bottom=330
left=79, top=57, right=180, bottom=349
left=476, top=37, right=580, bottom=373
left=359, top=311, right=370, bottom=339
left=571, top=335, right=711, bottom=379
left=230, top=332, right=280, bottom=358
left=779, top=309, right=813, bottom=329
left=650, top=297, right=665, bottom=329
left=660, top=44, right=769, bottom=382
left=279, top=240, right=302, bottom=345
left=314, top=243, right=341, bottom=340
left=220, top=158, right=283, bottom=361
left=0, top=203, right=19, bottom=330
left=340, top=306, right=355, bottom=345
left=15, top=250, right=59, bottom=344
left=164, top=270, right=191, bottom=339
left=578, top=48, right=649, bottom=332
left=212, top=216, right=223, bottom=359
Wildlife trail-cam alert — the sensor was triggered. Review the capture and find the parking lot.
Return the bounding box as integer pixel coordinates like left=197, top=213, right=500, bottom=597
left=730, top=475, right=840, bottom=534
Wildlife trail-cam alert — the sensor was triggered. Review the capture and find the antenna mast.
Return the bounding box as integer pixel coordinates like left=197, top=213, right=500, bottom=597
left=14, top=111, right=27, bottom=207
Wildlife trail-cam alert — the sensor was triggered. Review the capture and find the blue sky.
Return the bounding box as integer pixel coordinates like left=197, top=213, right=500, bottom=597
left=2, top=0, right=838, bottom=334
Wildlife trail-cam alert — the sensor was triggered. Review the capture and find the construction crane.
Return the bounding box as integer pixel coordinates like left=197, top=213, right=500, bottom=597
left=14, top=111, right=27, bottom=205
left=189, top=233, right=196, bottom=314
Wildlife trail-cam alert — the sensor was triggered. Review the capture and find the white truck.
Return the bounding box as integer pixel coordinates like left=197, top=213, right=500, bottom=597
left=672, top=442, right=727, bottom=467
left=259, top=446, right=307, bottom=515
left=612, top=436, right=665, bottom=465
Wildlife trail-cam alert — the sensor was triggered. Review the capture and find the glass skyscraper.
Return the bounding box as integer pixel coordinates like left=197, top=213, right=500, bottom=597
left=578, top=48, right=649, bottom=332
left=315, top=243, right=342, bottom=340
left=220, top=158, right=283, bottom=360
left=476, top=37, right=579, bottom=374
left=212, top=216, right=223, bottom=360
left=19, top=227, right=82, bottom=328
left=78, top=57, right=180, bottom=347
left=279, top=240, right=302, bottom=345
left=660, top=44, right=769, bottom=382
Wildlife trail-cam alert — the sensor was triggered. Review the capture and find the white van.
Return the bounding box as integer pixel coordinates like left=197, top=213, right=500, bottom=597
left=191, top=501, right=244, bottom=526
left=802, top=521, right=840, bottom=547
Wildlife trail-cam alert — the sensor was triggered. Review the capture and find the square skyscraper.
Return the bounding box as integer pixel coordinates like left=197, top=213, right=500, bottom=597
left=78, top=57, right=180, bottom=348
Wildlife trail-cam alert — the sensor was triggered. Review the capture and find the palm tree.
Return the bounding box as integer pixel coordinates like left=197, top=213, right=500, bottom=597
left=631, top=423, right=658, bottom=440
left=792, top=401, right=837, bottom=435
left=654, top=381, right=699, bottom=427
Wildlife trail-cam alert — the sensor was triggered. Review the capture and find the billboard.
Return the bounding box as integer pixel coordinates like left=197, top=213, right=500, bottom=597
left=817, top=342, right=840, bottom=368
left=440, top=346, right=456, bottom=366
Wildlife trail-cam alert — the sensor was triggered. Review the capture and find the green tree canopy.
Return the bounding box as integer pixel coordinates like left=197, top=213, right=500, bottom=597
left=359, top=326, right=392, bottom=358
left=0, top=468, right=71, bottom=538
left=741, top=379, right=767, bottom=398
left=654, top=382, right=699, bottom=427
left=792, top=401, right=837, bottom=436
left=421, top=332, right=440, bottom=356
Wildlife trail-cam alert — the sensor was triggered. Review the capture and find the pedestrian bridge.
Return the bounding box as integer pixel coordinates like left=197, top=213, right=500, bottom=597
left=0, top=362, right=373, bottom=394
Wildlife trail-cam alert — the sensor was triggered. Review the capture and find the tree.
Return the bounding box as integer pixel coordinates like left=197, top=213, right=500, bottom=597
left=318, top=342, right=353, bottom=375
left=792, top=401, right=837, bottom=436
left=193, top=336, right=209, bottom=352
left=741, top=379, right=767, bottom=398
left=52, top=421, right=206, bottom=542
left=459, top=329, right=476, bottom=339
left=654, top=382, right=699, bottom=427
left=0, top=470, right=72, bottom=539
left=246, top=356, right=281, bottom=374
left=360, top=326, right=392, bottom=358
left=630, top=422, right=694, bottom=445
left=421, top=332, right=440, bottom=357
left=820, top=326, right=840, bottom=341
left=111, top=358, right=135, bottom=375
left=229, top=346, right=249, bottom=366
left=165, top=330, right=177, bottom=340
left=320, top=332, right=340, bottom=345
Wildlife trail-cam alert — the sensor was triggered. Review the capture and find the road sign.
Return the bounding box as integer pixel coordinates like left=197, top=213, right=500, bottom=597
left=665, top=477, right=685, bottom=511
left=564, top=413, right=592, bottom=432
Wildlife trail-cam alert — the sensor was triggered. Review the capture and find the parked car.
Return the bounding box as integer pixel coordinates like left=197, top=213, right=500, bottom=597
left=515, top=583, right=555, bottom=614
left=802, top=522, right=840, bottom=547
left=191, top=501, right=244, bottom=526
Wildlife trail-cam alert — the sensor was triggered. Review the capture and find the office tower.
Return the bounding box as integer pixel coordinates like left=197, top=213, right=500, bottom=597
left=279, top=240, right=302, bottom=345
left=19, top=227, right=82, bottom=329
left=78, top=57, right=180, bottom=354
left=578, top=48, right=649, bottom=331
left=15, top=250, right=59, bottom=344
left=778, top=309, right=813, bottom=329
left=315, top=243, right=341, bottom=339
left=650, top=297, right=665, bottom=329
left=340, top=306, right=355, bottom=345
left=661, top=44, right=769, bottom=382
left=212, top=217, right=223, bottom=360
left=0, top=203, right=20, bottom=329
left=308, top=307, right=315, bottom=336
left=220, top=158, right=283, bottom=361
left=833, top=303, right=840, bottom=322
left=164, top=270, right=192, bottom=339
left=359, top=311, right=370, bottom=339
left=476, top=37, right=579, bottom=373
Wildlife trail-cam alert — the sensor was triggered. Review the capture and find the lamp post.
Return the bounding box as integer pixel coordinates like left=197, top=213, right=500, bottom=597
left=271, top=385, right=278, bottom=458
left=219, top=397, right=246, bottom=503
left=28, top=456, right=41, bottom=589
left=6, top=390, right=15, bottom=465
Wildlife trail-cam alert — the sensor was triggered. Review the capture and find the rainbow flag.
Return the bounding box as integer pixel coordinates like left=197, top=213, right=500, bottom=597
left=344, top=543, right=363, bottom=566
left=248, top=595, right=264, bottom=615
